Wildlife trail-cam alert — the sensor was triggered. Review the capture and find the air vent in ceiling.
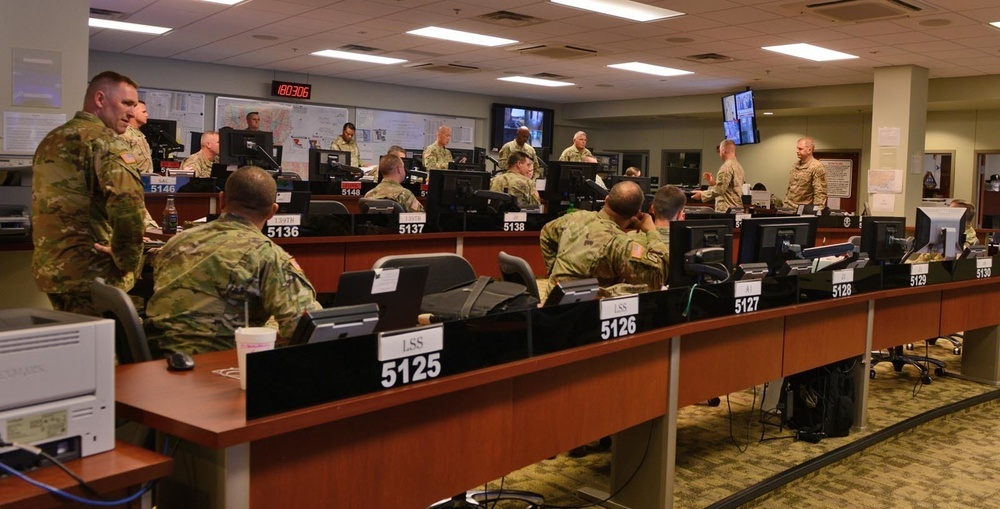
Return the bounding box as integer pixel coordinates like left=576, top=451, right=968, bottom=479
left=403, top=63, right=480, bottom=73
left=782, top=0, right=936, bottom=23
left=339, top=44, right=380, bottom=53
left=681, top=53, right=736, bottom=64
left=512, top=44, right=597, bottom=60
left=532, top=72, right=572, bottom=80
left=89, top=8, right=129, bottom=21
left=476, top=10, right=545, bottom=27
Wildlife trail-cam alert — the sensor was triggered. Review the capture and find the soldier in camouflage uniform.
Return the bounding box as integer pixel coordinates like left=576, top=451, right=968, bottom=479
left=693, top=139, right=746, bottom=212
left=949, top=199, right=980, bottom=248
left=490, top=151, right=540, bottom=208
left=497, top=126, right=543, bottom=179
left=783, top=137, right=827, bottom=208
left=540, top=180, right=669, bottom=297
left=145, top=166, right=321, bottom=354
left=558, top=131, right=595, bottom=162
left=364, top=155, right=424, bottom=212
left=331, top=122, right=363, bottom=166
left=120, top=100, right=159, bottom=229
left=627, top=185, right=687, bottom=280
left=181, top=131, right=219, bottom=178
left=32, top=71, right=146, bottom=315
left=422, top=125, right=454, bottom=170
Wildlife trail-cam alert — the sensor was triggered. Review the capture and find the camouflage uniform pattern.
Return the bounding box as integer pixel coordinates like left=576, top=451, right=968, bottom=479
left=181, top=151, right=216, bottom=178
left=31, top=111, right=146, bottom=312
left=497, top=141, right=543, bottom=179
left=965, top=224, right=979, bottom=248
left=784, top=158, right=827, bottom=207
left=540, top=210, right=669, bottom=297
left=331, top=136, right=362, bottom=166
left=364, top=179, right=424, bottom=212
left=558, top=145, right=594, bottom=162
left=701, top=159, right=746, bottom=212
left=490, top=170, right=540, bottom=207
left=422, top=142, right=453, bottom=170
left=628, top=225, right=670, bottom=285
left=121, top=126, right=153, bottom=173
left=144, top=212, right=321, bottom=354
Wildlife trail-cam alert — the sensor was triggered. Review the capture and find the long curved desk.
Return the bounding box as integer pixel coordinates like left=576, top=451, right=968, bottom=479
left=115, top=277, right=1000, bottom=509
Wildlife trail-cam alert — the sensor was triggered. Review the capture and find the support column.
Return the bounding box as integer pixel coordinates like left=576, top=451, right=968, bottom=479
left=866, top=65, right=929, bottom=224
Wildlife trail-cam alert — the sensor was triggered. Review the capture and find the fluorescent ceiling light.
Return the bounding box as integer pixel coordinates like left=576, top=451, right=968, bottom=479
left=498, top=76, right=575, bottom=88
left=202, top=0, right=245, bottom=4
left=311, top=50, right=407, bottom=65
left=551, top=0, right=684, bottom=22
left=608, top=62, right=692, bottom=77
left=407, top=27, right=517, bottom=47
left=88, top=18, right=171, bottom=35
left=991, top=21, right=1000, bottom=29
left=761, top=43, right=858, bottom=62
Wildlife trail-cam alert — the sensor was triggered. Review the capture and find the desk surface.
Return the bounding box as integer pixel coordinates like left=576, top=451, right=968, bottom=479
left=0, top=441, right=173, bottom=509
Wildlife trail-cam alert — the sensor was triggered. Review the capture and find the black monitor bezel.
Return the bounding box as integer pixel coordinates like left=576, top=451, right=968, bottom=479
left=425, top=168, right=490, bottom=214
left=308, top=148, right=353, bottom=182
left=860, top=216, right=907, bottom=264
left=737, top=216, right=818, bottom=275
left=218, top=128, right=275, bottom=168
left=667, top=218, right=735, bottom=288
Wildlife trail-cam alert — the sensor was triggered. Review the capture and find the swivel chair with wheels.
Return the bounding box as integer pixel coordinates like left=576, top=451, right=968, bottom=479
left=91, top=277, right=154, bottom=364
left=309, top=200, right=350, bottom=215
left=359, top=197, right=405, bottom=214
left=373, top=253, right=476, bottom=294
left=427, top=490, right=544, bottom=508
left=497, top=251, right=540, bottom=301
left=870, top=344, right=945, bottom=385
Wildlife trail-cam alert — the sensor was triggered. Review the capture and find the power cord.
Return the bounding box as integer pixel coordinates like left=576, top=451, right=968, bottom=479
left=727, top=386, right=758, bottom=453
left=0, top=438, right=105, bottom=499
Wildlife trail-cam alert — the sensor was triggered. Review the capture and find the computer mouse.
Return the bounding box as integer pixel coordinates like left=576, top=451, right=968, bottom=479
left=166, top=352, right=195, bottom=371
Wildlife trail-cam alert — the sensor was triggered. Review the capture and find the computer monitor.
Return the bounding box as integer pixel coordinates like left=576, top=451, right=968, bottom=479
left=449, top=149, right=473, bottom=165
left=425, top=169, right=490, bottom=214
left=542, top=161, right=604, bottom=213
left=141, top=119, right=183, bottom=161
left=218, top=128, right=275, bottom=169
left=287, top=304, right=380, bottom=346
left=308, top=148, right=355, bottom=182
left=606, top=175, right=651, bottom=194
left=737, top=216, right=818, bottom=276
left=913, top=206, right=966, bottom=260
left=543, top=278, right=600, bottom=307
left=448, top=162, right=485, bottom=172
left=860, top=216, right=908, bottom=264
left=332, top=266, right=428, bottom=333
left=667, top=219, right=735, bottom=288
left=664, top=167, right=701, bottom=187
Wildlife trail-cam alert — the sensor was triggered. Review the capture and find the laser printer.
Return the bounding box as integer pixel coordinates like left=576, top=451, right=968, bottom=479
left=0, top=308, right=115, bottom=468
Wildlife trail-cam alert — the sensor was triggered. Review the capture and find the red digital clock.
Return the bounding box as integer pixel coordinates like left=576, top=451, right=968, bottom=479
left=271, top=80, right=312, bottom=100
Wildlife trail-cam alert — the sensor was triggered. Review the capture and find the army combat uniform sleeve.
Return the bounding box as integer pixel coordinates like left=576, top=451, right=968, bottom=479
left=539, top=215, right=567, bottom=274
left=811, top=161, right=828, bottom=207
left=99, top=138, right=146, bottom=275
left=259, top=249, right=322, bottom=340
left=602, top=229, right=669, bottom=293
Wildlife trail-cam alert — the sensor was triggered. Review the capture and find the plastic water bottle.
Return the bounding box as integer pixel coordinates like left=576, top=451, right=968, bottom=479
left=162, top=195, right=178, bottom=234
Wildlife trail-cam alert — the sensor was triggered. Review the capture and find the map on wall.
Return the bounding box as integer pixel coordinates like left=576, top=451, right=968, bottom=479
left=355, top=108, right=476, bottom=165
left=215, top=97, right=348, bottom=178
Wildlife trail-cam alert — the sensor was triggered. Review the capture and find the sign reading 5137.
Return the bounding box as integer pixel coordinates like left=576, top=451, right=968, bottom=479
left=599, top=295, right=639, bottom=340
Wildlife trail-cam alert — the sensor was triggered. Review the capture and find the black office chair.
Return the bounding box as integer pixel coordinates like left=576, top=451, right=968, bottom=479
left=309, top=200, right=350, bottom=215
left=91, top=277, right=154, bottom=364
left=907, top=334, right=963, bottom=355
left=498, top=251, right=540, bottom=301
left=373, top=253, right=475, bottom=294
left=870, top=344, right=945, bottom=385
left=428, top=489, right=544, bottom=508
left=359, top=198, right=405, bottom=214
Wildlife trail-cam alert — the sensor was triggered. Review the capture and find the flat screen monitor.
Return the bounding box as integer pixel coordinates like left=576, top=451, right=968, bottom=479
left=449, top=149, right=473, bottom=165
left=287, top=303, right=380, bottom=346
left=542, top=161, right=604, bottom=213
left=664, top=167, right=701, bottom=187
left=448, top=162, right=485, bottom=172
left=721, top=90, right=760, bottom=145
left=425, top=169, right=490, bottom=214
left=737, top=216, right=818, bottom=276
left=860, top=216, right=908, bottom=264
left=668, top=219, right=734, bottom=288
left=914, top=206, right=966, bottom=260
left=606, top=175, right=651, bottom=194
left=543, top=278, right=600, bottom=307
left=218, top=128, right=275, bottom=169
left=141, top=119, right=181, bottom=153
left=308, top=148, right=353, bottom=182
left=333, top=266, right=428, bottom=333
left=490, top=103, right=554, bottom=159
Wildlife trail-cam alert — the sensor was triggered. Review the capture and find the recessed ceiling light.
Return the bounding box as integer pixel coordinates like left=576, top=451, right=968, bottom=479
left=608, top=62, right=692, bottom=77
left=88, top=18, right=171, bottom=35
left=551, top=0, right=684, bottom=22
left=498, top=76, right=575, bottom=87
left=990, top=21, right=1000, bottom=30
left=202, top=0, right=245, bottom=5
left=311, top=50, right=406, bottom=65
left=407, top=27, right=517, bottom=47
left=762, top=112, right=774, bottom=115
left=761, top=43, right=858, bottom=62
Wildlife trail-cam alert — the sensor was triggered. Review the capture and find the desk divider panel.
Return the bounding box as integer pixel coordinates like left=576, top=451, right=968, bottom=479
left=783, top=302, right=869, bottom=376
left=797, top=265, right=881, bottom=302
left=941, top=282, right=1000, bottom=335
left=950, top=255, right=1000, bottom=282
left=871, top=291, right=942, bottom=351
left=881, top=261, right=952, bottom=289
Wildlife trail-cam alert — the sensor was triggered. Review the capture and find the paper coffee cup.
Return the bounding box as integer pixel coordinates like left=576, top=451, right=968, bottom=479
left=235, top=327, right=277, bottom=390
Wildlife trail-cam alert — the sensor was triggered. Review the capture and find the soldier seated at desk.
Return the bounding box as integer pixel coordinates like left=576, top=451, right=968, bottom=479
left=363, top=155, right=424, bottom=212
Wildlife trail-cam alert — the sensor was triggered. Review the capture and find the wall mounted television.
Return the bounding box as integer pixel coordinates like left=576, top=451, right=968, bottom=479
left=490, top=103, right=555, bottom=159
left=721, top=89, right=760, bottom=146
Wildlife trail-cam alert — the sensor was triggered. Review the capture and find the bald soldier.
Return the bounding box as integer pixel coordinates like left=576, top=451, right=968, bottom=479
left=422, top=125, right=455, bottom=170
left=540, top=180, right=669, bottom=297
left=559, top=131, right=595, bottom=162
left=497, top=126, right=543, bottom=179
left=32, top=70, right=146, bottom=315
left=784, top=137, right=827, bottom=208
left=490, top=151, right=540, bottom=208
left=145, top=166, right=321, bottom=355
left=364, top=155, right=424, bottom=212
left=693, top=139, right=746, bottom=212
left=181, top=131, right=220, bottom=178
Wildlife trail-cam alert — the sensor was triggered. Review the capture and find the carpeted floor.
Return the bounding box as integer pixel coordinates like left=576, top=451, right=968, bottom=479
left=475, top=339, right=999, bottom=508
